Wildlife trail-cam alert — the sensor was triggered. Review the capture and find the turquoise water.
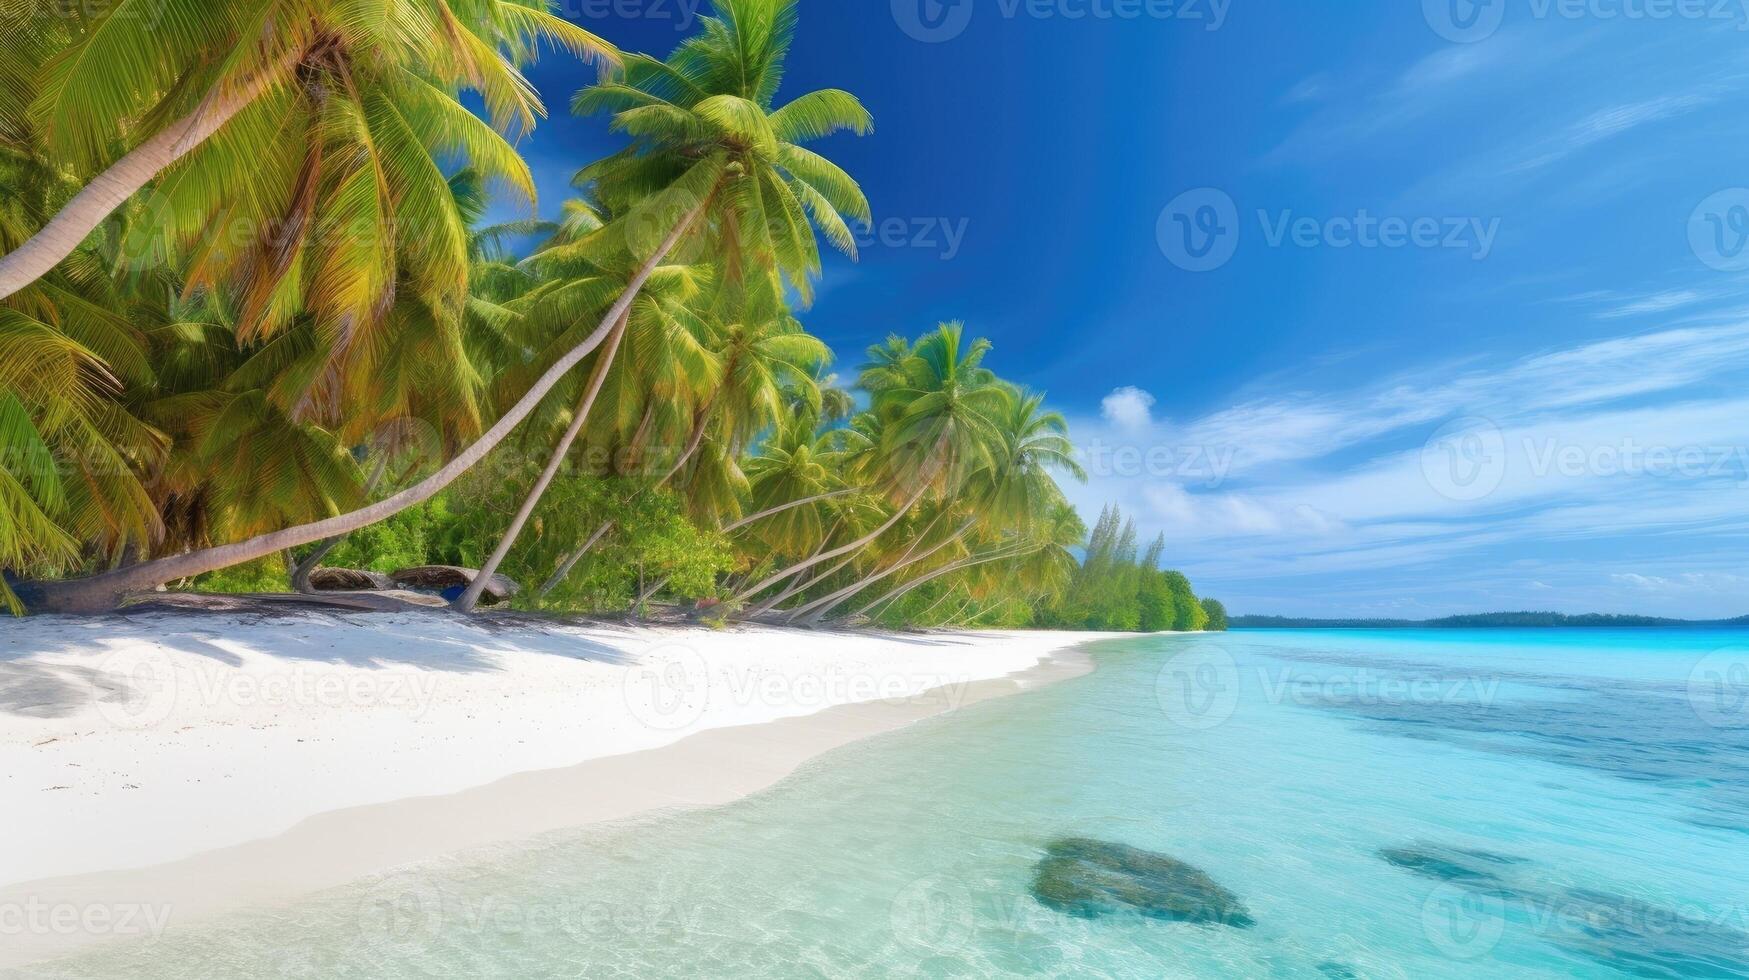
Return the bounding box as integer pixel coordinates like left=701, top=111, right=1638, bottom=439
left=35, top=630, right=1749, bottom=978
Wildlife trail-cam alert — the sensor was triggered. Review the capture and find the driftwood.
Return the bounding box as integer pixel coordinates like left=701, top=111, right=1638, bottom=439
left=308, top=567, right=396, bottom=592
left=390, top=566, right=519, bottom=604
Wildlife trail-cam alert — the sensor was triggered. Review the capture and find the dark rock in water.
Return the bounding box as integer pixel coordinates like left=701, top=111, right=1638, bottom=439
left=1380, top=843, right=1749, bottom=977
left=1315, top=963, right=1361, bottom=980
left=1029, top=838, right=1253, bottom=928
left=1378, top=843, right=1527, bottom=887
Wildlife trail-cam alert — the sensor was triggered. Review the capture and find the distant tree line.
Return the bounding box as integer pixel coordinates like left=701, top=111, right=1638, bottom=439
left=1230, top=612, right=1749, bottom=629
left=1037, top=506, right=1226, bottom=633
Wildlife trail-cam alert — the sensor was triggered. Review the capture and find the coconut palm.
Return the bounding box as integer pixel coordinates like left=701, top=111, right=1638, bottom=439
left=787, top=381, right=1081, bottom=624
left=855, top=501, right=1086, bottom=625
left=455, top=253, right=718, bottom=612
left=18, top=0, right=872, bottom=613
left=729, top=323, right=1008, bottom=608
left=0, top=0, right=614, bottom=303
left=523, top=283, right=825, bottom=603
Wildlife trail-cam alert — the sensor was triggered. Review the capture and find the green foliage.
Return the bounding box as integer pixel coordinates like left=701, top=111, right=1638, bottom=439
left=1042, top=505, right=1214, bottom=633
left=317, top=498, right=460, bottom=573
left=1200, top=598, right=1229, bottom=632
left=450, top=475, right=733, bottom=614
left=188, top=556, right=290, bottom=594
left=2, top=2, right=1136, bottom=636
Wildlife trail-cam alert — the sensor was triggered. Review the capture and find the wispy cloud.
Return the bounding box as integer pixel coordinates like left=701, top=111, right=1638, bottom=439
left=1069, top=321, right=1749, bottom=617
left=1497, top=93, right=1713, bottom=178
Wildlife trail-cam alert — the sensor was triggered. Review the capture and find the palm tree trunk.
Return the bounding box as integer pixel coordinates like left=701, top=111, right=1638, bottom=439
left=17, top=199, right=707, bottom=614
left=746, top=548, right=858, bottom=619
left=789, top=514, right=973, bottom=625
left=729, top=482, right=929, bottom=607
left=537, top=518, right=615, bottom=597
left=847, top=543, right=1034, bottom=623
left=455, top=309, right=629, bottom=612
left=629, top=489, right=860, bottom=612
left=534, top=395, right=722, bottom=599
left=722, top=489, right=859, bottom=534
left=0, top=51, right=301, bottom=301
left=657, top=394, right=718, bottom=485
left=290, top=455, right=390, bottom=593
left=738, top=521, right=843, bottom=618
left=289, top=536, right=344, bottom=594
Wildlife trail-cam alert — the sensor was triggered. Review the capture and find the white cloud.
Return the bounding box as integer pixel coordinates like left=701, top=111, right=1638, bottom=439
left=1596, top=289, right=1710, bottom=319
left=1066, top=321, right=1749, bottom=618
left=1100, top=386, right=1156, bottom=432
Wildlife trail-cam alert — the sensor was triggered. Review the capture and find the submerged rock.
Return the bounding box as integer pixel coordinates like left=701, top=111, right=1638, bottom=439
left=1380, top=842, right=1749, bottom=976
left=1377, top=843, right=1527, bottom=888
left=1028, top=838, right=1253, bottom=927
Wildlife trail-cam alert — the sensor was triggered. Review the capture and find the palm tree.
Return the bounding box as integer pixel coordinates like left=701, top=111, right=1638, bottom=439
left=455, top=249, right=718, bottom=612
left=0, top=0, right=615, bottom=302
left=524, top=285, right=826, bottom=603
left=18, top=0, right=872, bottom=613
left=854, top=502, right=1086, bottom=624
left=461, top=0, right=870, bottom=609
left=787, top=382, right=1081, bottom=624
left=729, top=323, right=1008, bottom=608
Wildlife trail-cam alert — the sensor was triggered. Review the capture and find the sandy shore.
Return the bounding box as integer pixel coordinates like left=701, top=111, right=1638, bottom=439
left=0, top=610, right=1122, bottom=967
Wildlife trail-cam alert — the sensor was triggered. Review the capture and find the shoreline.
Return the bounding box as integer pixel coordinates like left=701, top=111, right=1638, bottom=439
left=1, top=611, right=1130, bottom=968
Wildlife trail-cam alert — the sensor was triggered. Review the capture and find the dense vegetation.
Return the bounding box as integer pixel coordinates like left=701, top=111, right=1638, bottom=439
left=0, top=0, right=1218, bottom=630
left=1039, top=506, right=1225, bottom=632
left=1230, top=612, right=1748, bottom=629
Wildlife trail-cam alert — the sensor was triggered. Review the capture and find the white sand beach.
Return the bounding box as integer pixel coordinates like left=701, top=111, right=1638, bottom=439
left=0, top=610, right=1119, bottom=967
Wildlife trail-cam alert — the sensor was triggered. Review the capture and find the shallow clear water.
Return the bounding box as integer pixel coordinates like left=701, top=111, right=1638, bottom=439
left=37, top=630, right=1749, bottom=978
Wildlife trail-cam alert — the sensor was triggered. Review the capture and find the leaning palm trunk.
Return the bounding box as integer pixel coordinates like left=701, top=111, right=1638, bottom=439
left=533, top=395, right=719, bottom=598
left=290, top=455, right=390, bottom=593
left=629, top=489, right=861, bottom=611
left=847, top=543, right=1035, bottom=623
left=724, top=489, right=860, bottom=535
left=17, top=202, right=706, bottom=613
left=729, top=482, right=928, bottom=607
left=537, top=519, right=614, bottom=596
left=455, top=309, right=630, bottom=612
left=289, top=537, right=345, bottom=594
left=738, top=518, right=845, bottom=618
left=787, top=513, right=972, bottom=625
left=746, top=548, right=858, bottom=619
left=0, top=52, right=301, bottom=301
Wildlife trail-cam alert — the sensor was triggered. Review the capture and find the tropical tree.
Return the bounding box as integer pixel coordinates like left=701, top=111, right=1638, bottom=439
left=0, top=0, right=614, bottom=302
left=16, top=0, right=872, bottom=613
left=730, top=323, right=1008, bottom=609
left=786, top=382, right=1084, bottom=624
left=458, top=0, right=871, bottom=609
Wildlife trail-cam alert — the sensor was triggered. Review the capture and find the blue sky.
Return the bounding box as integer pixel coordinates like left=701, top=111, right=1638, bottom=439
left=505, top=1, right=1749, bottom=619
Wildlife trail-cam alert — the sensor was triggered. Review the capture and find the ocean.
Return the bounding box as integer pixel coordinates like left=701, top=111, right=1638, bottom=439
left=37, top=629, right=1749, bottom=978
